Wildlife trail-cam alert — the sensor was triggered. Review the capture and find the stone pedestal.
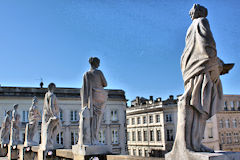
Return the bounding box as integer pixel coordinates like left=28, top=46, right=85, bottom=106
left=56, top=149, right=73, bottom=159
left=38, top=149, right=58, bottom=160
left=0, top=144, right=8, bottom=157
left=72, top=144, right=111, bottom=160
left=7, top=145, right=18, bottom=160
left=165, top=151, right=240, bottom=160
left=17, top=145, right=37, bottom=160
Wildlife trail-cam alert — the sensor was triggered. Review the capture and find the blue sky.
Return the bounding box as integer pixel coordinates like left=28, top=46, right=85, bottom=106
left=0, top=0, right=239, bottom=103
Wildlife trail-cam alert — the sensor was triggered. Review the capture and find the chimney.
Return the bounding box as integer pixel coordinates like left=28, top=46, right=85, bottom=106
left=136, top=96, right=140, bottom=105
left=169, top=95, right=174, bottom=100
left=149, top=96, right=153, bottom=101
left=157, top=97, right=162, bottom=102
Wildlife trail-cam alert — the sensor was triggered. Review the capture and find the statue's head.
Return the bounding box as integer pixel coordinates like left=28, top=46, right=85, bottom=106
left=6, top=110, right=11, bottom=115
left=48, top=83, right=56, bottom=92
left=189, top=4, right=208, bottom=20
left=13, top=104, right=18, bottom=110
left=32, top=96, right=38, bottom=105
left=89, top=57, right=100, bottom=69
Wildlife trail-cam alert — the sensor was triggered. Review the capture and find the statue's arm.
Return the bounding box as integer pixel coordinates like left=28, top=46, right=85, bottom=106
left=100, top=71, right=107, bottom=87
left=199, top=18, right=217, bottom=57
left=49, top=95, right=55, bottom=116
left=81, top=73, right=89, bottom=108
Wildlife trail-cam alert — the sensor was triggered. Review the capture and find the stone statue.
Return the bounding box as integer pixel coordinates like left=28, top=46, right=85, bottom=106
left=78, top=57, right=108, bottom=145
left=40, top=83, right=62, bottom=150
left=9, top=104, right=21, bottom=146
left=24, top=96, right=41, bottom=147
left=166, top=4, right=234, bottom=160
left=0, top=110, right=12, bottom=145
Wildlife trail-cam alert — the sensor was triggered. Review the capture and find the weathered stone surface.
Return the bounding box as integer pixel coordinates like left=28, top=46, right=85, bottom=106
left=24, top=96, right=41, bottom=147
left=166, top=151, right=240, bottom=160
left=166, top=4, right=234, bottom=160
left=7, top=145, right=18, bottom=160
left=9, top=104, right=22, bottom=146
left=79, top=57, right=108, bottom=146
left=0, top=144, right=8, bottom=157
left=107, top=155, right=163, bottom=160
left=0, top=111, right=11, bottom=146
left=39, top=83, right=62, bottom=151
left=72, top=144, right=111, bottom=156
left=56, top=149, right=73, bottom=159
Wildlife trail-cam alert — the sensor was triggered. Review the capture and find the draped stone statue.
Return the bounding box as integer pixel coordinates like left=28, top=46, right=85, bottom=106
left=24, top=96, right=41, bottom=147
left=0, top=110, right=12, bottom=145
left=73, top=57, right=110, bottom=157
left=79, top=57, right=108, bottom=145
left=166, top=4, right=234, bottom=160
left=40, top=83, right=62, bottom=150
left=9, top=104, right=21, bottom=146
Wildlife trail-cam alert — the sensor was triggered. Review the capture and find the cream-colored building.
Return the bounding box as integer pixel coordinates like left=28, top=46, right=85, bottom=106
left=203, top=95, right=240, bottom=152
left=0, top=86, right=127, bottom=154
left=126, top=95, right=178, bottom=157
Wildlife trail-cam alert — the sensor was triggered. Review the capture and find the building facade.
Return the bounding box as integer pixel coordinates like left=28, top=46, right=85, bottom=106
left=126, top=95, right=178, bottom=157
left=0, top=86, right=127, bottom=155
left=203, top=95, right=240, bottom=152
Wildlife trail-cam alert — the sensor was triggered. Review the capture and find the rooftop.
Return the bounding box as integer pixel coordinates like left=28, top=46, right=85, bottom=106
left=0, top=86, right=126, bottom=100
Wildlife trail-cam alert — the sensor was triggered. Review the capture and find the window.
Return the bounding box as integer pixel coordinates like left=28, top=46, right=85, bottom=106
left=59, top=110, right=63, bottom=121
left=149, top=115, right=153, bottom=123
left=226, top=133, right=232, bottom=144
left=219, top=120, right=223, bottom=128
left=137, top=131, right=142, bottom=141
left=137, top=117, right=141, bottom=124
left=167, top=129, right=174, bottom=141
left=57, top=132, right=63, bottom=145
left=233, top=119, right=237, bottom=128
left=226, top=119, right=230, bottom=128
left=22, top=133, right=25, bottom=142
left=39, top=132, right=41, bottom=144
left=126, top=119, right=129, bottom=125
left=144, top=149, right=148, bottom=157
left=230, top=101, right=235, bottom=110
left=208, top=127, right=213, bottom=138
left=156, top=115, right=160, bottom=123
left=143, top=131, right=148, bottom=141
left=138, top=149, right=142, bottom=156
left=166, top=114, right=172, bottom=122
left=221, top=133, right=225, bottom=144
left=127, top=132, right=130, bottom=141
left=143, top=116, right=146, bottom=124
left=132, top=131, right=136, bottom=141
left=71, top=131, right=78, bottom=145
left=224, top=101, right=228, bottom=110
left=132, top=118, right=135, bottom=125
left=112, top=129, right=119, bottom=144
left=22, top=111, right=29, bottom=122
left=133, top=149, right=136, bottom=156
left=234, top=133, right=239, bottom=143
left=99, top=129, right=105, bottom=144
left=150, top=130, right=154, bottom=141
left=71, top=110, right=78, bottom=122
left=157, top=130, right=161, bottom=141
left=128, top=149, right=131, bottom=155
left=238, top=101, right=240, bottom=110
left=111, top=110, right=118, bottom=121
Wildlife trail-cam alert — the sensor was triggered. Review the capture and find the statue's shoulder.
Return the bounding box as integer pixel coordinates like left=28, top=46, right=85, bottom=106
left=197, top=17, right=209, bottom=25
left=95, top=69, right=103, bottom=75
